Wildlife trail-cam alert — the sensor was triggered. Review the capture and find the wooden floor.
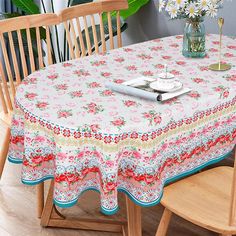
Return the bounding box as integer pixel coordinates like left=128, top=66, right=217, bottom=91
left=0, top=149, right=234, bottom=236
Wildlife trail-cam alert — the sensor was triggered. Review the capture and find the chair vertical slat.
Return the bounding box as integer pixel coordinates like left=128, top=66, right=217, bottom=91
left=75, top=18, right=86, bottom=57
left=83, top=16, right=92, bottom=55
left=0, top=61, right=13, bottom=112
left=46, top=26, right=53, bottom=65
left=8, top=32, right=21, bottom=85
left=0, top=82, right=8, bottom=114
left=69, top=19, right=80, bottom=58
left=0, top=33, right=16, bottom=97
left=90, top=15, right=99, bottom=54
left=36, top=27, right=44, bottom=69
left=99, top=13, right=106, bottom=53
left=116, top=11, right=122, bottom=48
left=229, top=147, right=236, bottom=226
left=64, top=21, right=75, bottom=59
left=26, top=28, right=36, bottom=73
left=17, top=30, right=28, bottom=78
left=107, top=12, right=114, bottom=50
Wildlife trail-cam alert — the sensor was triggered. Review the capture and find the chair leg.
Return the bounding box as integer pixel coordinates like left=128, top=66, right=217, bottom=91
left=126, top=196, right=142, bottom=236
left=155, top=208, right=172, bottom=236
left=37, top=182, right=45, bottom=218
left=0, top=127, right=10, bottom=179
left=122, top=225, right=128, bottom=236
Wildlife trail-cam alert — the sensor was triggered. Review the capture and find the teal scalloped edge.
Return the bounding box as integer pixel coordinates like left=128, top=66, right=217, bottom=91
left=8, top=156, right=23, bottom=164
left=8, top=151, right=232, bottom=215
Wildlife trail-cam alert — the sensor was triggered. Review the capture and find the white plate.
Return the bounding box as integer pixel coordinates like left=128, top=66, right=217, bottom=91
left=150, top=80, right=183, bottom=92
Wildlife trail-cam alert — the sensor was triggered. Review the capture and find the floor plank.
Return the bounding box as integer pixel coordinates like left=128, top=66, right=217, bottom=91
left=0, top=145, right=234, bottom=236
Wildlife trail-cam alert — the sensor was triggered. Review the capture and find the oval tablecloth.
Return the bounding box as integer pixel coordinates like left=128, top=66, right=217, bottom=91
left=8, top=34, right=236, bottom=215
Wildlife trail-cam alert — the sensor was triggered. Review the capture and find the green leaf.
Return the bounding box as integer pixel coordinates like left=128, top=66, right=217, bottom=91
left=120, top=0, right=150, bottom=19
left=30, top=27, right=47, bottom=41
left=70, top=0, right=93, bottom=6
left=11, top=0, right=40, bottom=15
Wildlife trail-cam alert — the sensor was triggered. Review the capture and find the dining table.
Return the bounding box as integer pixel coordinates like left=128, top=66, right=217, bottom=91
left=8, top=34, right=236, bottom=236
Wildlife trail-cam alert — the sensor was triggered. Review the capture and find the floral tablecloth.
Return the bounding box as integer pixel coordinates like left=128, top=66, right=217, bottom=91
left=8, top=34, right=236, bottom=215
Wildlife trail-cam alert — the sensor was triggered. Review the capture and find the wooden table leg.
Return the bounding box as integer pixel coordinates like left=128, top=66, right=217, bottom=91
left=126, top=196, right=142, bottom=236
left=41, top=181, right=55, bottom=226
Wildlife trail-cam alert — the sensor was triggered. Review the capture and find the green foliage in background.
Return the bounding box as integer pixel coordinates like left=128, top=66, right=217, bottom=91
left=3, top=0, right=150, bottom=62
left=11, top=0, right=40, bottom=14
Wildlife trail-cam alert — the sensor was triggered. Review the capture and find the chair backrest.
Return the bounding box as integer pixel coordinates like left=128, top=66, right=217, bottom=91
left=59, top=0, right=128, bottom=59
left=229, top=147, right=236, bottom=226
left=0, top=13, right=59, bottom=114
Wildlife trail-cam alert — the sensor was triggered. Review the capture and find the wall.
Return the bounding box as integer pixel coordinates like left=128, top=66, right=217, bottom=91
left=122, top=0, right=236, bottom=46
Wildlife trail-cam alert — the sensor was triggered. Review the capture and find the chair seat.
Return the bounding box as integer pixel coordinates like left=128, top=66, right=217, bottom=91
left=161, top=166, right=236, bottom=234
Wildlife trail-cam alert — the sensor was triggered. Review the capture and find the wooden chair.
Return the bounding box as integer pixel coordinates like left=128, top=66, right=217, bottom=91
left=0, top=13, right=59, bottom=218
left=39, top=2, right=133, bottom=235
left=59, top=0, right=128, bottom=59
left=155, top=147, right=236, bottom=236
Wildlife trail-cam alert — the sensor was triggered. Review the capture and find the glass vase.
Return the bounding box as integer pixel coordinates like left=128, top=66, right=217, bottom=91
left=182, top=18, right=206, bottom=58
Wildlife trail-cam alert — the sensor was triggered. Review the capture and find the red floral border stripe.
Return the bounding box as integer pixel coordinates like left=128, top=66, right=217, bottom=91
left=15, top=96, right=236, bottom=144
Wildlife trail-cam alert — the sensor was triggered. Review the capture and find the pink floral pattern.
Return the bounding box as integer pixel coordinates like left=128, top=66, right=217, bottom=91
left=111, top=117, right=126, bottom=130
left=143, top=110, right=162, bottom=125
left=214, top=85, right=230, bottom=99
left=83, top=102, right=104, bottom=114
left=8, top=35, right=236, bottom=215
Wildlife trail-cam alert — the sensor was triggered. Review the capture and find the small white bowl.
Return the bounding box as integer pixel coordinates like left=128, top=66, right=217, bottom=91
left=150, top=79, right=183, bottom=92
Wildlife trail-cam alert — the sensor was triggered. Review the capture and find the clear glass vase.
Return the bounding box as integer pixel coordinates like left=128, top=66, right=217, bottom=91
left=182, top=18, right=206, bottom=58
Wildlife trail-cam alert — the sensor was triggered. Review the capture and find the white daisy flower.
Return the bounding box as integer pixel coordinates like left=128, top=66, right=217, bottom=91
left=206, top=3, right=218, bottom=17
left=175, top=0, right=186, bottom=8
left=165, top=0, right=173, bottom=11
left=168, top=4, right=179, bottom=18
left=185, top=2, right=199, bottom=18
left=159, top=0, right=166, bottom=12
left=198, top=0, right=210, bottom=11
left=210, top=0, right=224, bottom=9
